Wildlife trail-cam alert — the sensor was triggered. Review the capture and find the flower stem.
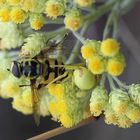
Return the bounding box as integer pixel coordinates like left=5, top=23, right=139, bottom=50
left=100, top=73, right=106, bottom=88
left=72, top=31, right=85, bottom=44
left=66, top=23, right=89, bottom=64
left=85, top=0, right=117, bottom=23
left=112, top=76, right=129, bottom=90
left=107, top=74, right=116, bottom=90
left=45, top=18, right=64, bottom=24
left=103, top=10, right=115, bottom=39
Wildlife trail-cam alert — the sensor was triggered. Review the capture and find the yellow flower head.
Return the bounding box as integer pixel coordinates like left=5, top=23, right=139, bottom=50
left=29, top=14, right=44, bottom=30
left=20, top=0, right=33, bottom=11
left=74, top=0, right=95, bottom=7
left=81, top=40, right=99, bottom=60
left=101, top=38, right=120, bottom=57
left=22, top=88, right=33, bottom=108
left=60, top=114, right=73, bottom=128
left=64, top=10, right=83, bottom=31
left=88, top=55, right=105, bottom=74
left=90, top=86, right=108, bottom=116
left=12, top=96, right=33, bottom=115
left=90, top=102, right=103, bottom=116
left=126, top=103, right=140, bottom=123
left=0, top=8, right=10, bottom=22
left=1, top=77, right=21, bottom=98
left=31, top=20, right=44, bottom=30
left=7, top=0, right=21, bottom=5
left=107, top=53, right=125, bottom=76
left=48, top=101, right=60, bottom=118
left=109, top=89, right=130, bottom=116
left=57, top=101, right=67, bottom=114
left=45, top=0, right=65, bottom=19
left=104, top=106, right=118, bottom=125
left=48, top=100, right=67, bottom=119
left=0, top=0, right=5, bottom=5
left=117, top=115, right=132, bottom=128
left=10, top=7, right=27, bottom=24
left=113, top=101, right=128, bottom=115
left=48, top=84, right=64, bottom=100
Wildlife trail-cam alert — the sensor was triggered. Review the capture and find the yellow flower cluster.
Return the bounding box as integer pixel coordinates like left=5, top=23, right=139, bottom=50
left=0, top=0, right=65, bottom=29
left=47, top=79, right=91, bottom=128
left=0, top=0, right=92, bottom=31
left=81, top=38, right=126, bottom=76
left=89, top=84, right=140, bottom=128
left=103, top=89, right=140, bottom=128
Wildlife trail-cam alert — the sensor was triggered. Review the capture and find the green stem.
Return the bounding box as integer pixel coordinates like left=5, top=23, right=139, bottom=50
left=112, top=13, right=119, bottom=39
left=45, top=18, right=64, bottom=24
left=112, top=76, right=129, bottom=90
left=107, top=74, right=116, bottom=90
left=85, top=0, right=117, bottom=23
left=44, top=27, right=69, bottom=39
left=100, top=73, right=106, bottom=88
left=66, top=23, right=89, bottom=64
left=72, top=32, right=85, bottom=44
left=112, top=0, right=121, bottom=39
left=103, top=10, right=115, bottom=39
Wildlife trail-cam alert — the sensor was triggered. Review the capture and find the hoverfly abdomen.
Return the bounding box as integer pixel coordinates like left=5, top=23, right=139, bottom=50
left=42, top=59, right=66, bottom=84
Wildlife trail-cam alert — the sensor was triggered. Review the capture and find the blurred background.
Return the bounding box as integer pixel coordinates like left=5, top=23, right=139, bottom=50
left=0, top=1, right=140, bottom=140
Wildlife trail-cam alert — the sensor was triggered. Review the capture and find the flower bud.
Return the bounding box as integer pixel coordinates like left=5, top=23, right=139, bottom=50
left=10, top=7, right=27, bottom=24
left=45, top=0, right=65, bottom=19
left=90, top=86, right=109, bottom=116
left=64, top=9, right=83, bottom=31
left=29, top=13, right=45, bottom=30
left=126, top=103, right=140, bottom=123
left=81, top=40, right=100, bottom=60
left=117, top=115, right=132, bottom=128
left=73, top=67, right=96, bottom=90
left=88, top=55, right=106, bottom=74
left=101, top=38, right=120, bottom=57
left=0, top=7, right=10, bottom=22
left=129, top=84, right=140, bottom=106
left=107, top=53, right=126, bottom=76
left=109, top=89, right=130, bottom=115
left=104, top=105, right=118, bottom=125
left=21, top=33, right=46, bottom=57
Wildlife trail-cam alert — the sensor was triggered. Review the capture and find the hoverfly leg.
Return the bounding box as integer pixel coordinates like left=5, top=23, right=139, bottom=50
left=47, top=71, right=69, bottom=87
left=19, top=84, right=31, bottom=87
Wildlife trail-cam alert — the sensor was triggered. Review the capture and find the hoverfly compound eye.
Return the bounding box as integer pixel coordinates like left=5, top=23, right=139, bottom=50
left=11, top=61, right=21, bottom=78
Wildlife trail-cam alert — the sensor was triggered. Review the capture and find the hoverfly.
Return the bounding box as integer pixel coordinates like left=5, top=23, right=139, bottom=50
left=9, top=37, right=68, bottom=126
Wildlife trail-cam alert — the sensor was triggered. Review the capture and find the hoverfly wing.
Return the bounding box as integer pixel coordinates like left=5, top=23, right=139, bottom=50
left=30, top=79, right=40, bottom=126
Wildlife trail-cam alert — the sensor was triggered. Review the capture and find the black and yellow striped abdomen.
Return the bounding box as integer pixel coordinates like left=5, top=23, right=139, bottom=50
left=39, top=58, right=65, bottom=85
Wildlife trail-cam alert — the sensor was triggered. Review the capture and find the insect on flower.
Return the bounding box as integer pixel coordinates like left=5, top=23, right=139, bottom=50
left=8, top=37, right=70, bottom=126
